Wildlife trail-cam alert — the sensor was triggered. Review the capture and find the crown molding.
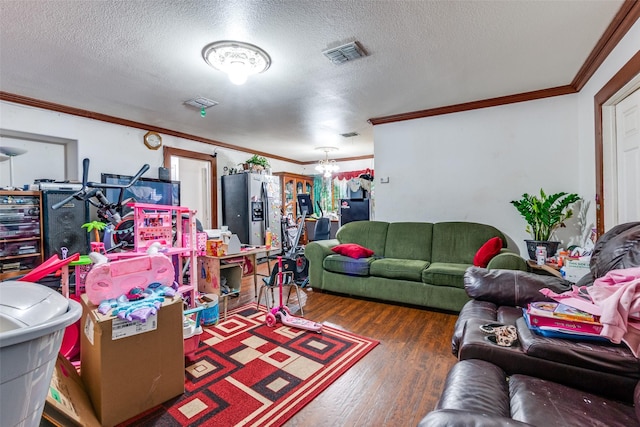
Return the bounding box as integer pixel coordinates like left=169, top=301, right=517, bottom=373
left=369, top=1, right=640, bottom=126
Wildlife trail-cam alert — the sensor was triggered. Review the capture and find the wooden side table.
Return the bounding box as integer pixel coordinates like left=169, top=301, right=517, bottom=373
left=197, top=247, right=269, bottom=319
left=526, top=260, right=563, bottom=278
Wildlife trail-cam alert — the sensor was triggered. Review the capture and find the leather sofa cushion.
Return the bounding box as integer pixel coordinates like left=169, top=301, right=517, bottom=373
left=509, top=374, right=638, bottom=426
left=516, top=317, right=640, bottom=376
left=451, top=300, right=498, bottom=355
left=418, top=409, right=532, bottom=427
left=369, top=258, right=429, bottom=281
left=323, top=254, right=373, bottom=277
left=458, top=318, right=638, bottom=403
left=422, top=262, right=469, bottom=288
left=383, top=222, right=433, bottom=261
left=451, top=301, right=527, bottom=356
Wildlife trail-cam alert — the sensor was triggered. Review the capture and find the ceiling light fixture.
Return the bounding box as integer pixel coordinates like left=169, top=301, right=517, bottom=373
left=202, top=41, right=271, bottom=85
left=315, top=147, right=339, bottom=178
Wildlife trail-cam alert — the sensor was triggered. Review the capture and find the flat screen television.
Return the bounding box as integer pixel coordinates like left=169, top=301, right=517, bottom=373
left=101, top=173, right=180, bottom=214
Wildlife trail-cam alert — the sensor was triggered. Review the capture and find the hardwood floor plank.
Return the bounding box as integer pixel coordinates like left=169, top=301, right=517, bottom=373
left=231, top=262, right=459, bottom=426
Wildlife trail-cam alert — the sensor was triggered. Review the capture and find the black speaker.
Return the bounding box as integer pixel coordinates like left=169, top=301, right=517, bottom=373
left=41, top=190, right=89, bottom=259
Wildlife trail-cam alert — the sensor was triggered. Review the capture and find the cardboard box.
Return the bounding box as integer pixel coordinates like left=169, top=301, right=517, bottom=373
left=44, top=354, right=101, bottom=427
left=80, top=294, right=185, bottom=427
left=563, top=259, right=591, bottom=283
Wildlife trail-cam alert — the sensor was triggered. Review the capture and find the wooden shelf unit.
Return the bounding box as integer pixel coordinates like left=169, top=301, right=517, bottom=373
left=0, top=190, right=43, bottom=281
left=273, top=172, right=314, bottom=219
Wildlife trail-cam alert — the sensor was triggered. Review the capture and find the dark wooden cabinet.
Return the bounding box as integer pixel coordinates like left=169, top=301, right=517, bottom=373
left=273, top=172, right=313, bottom=219
left=0, top=190, right=43, bottom=280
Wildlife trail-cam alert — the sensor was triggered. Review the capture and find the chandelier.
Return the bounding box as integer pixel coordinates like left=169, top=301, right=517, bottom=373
left=202, top=40, right=271, bottom=85
left=315, top=147, right=339, bottom=178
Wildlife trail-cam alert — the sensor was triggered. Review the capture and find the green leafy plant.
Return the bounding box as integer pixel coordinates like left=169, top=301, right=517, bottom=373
left=510, top=189, right=581, bottom=241
left=82, top=220, right=107, bottom=243
left=246, top=154, right=270, bottom=169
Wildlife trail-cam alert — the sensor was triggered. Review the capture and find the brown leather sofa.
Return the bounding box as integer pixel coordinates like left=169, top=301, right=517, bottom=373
left=421, top=222, right=640, bottom=425
left=450, top=222, right=640, bottom=400
left=418, top=359, right=640, bottom=427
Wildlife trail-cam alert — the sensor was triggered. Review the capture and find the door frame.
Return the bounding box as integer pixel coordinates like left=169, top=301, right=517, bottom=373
left=595, top=50, right=640, bottom=236
left=163, top=146, right=218, bottom=228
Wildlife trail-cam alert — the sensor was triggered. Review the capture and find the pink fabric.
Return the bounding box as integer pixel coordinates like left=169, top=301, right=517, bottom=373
left=587, top=267, right=640, bottom=357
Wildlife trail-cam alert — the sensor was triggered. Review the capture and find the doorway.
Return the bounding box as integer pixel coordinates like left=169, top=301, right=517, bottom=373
left=613, top=88, right=640, bottom=224
left=163, top=147, right=217, bottom=229
left=596, top=51, right=640, bottom=235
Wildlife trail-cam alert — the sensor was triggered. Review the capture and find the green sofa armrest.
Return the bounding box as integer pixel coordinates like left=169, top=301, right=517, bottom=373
left=486, top=250, right=527, bottom=271
left=304, top=239, right=340, bottom=288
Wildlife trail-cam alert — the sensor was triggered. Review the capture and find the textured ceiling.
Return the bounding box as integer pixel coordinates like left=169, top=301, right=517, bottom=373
left=0, top=0, right=624, bottom=162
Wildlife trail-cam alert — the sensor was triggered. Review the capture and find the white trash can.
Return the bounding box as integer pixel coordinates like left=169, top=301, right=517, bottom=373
left=0, top=281, right=82, bottom=427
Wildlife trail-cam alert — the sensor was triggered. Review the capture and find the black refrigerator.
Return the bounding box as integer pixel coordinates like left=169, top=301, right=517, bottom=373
left=221, top=173, right=281, bottom=248
left=339, top=199, right=370, bottom=226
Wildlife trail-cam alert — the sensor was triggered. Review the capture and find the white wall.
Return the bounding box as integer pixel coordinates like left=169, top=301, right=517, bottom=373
left=0, top=101, right=370, bottom=220
left=576, top=18, right=640, bottom=226
left=374, top=95, right=581, bottom=255
left=373, top=18, right=640, bottom=256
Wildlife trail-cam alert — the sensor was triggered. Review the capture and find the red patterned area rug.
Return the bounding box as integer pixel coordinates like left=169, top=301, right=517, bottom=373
left=119, top=304, right=379, bottom=427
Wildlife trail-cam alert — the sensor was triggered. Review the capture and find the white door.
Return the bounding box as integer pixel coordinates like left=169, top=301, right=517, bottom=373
left=615, top=88, right=640, bottom=223
left=171, top=156, right=212, bottom=228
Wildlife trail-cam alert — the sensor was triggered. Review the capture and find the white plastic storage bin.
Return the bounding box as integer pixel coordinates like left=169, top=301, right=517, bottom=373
left=0, top=281, right=82, bottom=427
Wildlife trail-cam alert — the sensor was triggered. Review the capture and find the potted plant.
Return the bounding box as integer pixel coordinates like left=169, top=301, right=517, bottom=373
left=245, top=154, right=270, bottom=172
left=510, top=189, right=581, bottom=260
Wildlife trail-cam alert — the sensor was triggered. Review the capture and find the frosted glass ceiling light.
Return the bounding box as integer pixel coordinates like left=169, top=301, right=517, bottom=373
left=202, top=41, right=271, bottom=85
left=315, top=147, right=339, bottom=177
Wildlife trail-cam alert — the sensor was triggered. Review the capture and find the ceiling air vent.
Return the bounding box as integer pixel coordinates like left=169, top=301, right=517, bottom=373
left=184, top=97, right=219, bottom=110
left=340, top=132, right=360, bottom=138
left=323, top=41, right=366, bottom=65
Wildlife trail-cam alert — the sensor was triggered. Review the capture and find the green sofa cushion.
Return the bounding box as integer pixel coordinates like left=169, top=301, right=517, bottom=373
left=335, top=221, right=389, bottom=256
left=431, top=222, right=506, bottom=264
left=384, top=222, right=433, bottom=261
left=323, top=254, right=374, bottom=277
left=370, top=258, right=430, bottom=282
left=422, top=262, right=471, bottom=288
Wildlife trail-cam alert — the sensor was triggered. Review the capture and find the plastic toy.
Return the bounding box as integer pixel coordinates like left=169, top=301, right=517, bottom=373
left=97, top=281, right=178, bottom=322
left=84, top=253, right=175, bottom=304
left=265, top=256, right=322, bottom=333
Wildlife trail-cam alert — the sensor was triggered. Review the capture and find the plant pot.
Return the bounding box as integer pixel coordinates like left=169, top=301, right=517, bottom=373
left=525, top=240, right=560, bottom=260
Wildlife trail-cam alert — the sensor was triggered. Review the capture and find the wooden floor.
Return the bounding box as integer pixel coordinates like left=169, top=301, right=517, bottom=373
left=227, top=262, right=459, bottom=427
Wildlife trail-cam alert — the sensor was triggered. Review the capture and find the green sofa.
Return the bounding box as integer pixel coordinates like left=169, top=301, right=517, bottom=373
left=304, top=221, right=527, bottom=312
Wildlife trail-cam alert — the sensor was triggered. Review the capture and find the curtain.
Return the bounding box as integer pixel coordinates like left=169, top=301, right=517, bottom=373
left=313, top=169, right=374, bottom=215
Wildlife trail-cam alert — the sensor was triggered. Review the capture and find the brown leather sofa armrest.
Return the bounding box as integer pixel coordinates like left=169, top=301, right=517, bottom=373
left=464, top=267, right=572, bottom=307
left=451, top=300, right=498, bottom=355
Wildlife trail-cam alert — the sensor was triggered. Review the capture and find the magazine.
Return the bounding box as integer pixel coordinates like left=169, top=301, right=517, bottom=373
left=528, top=301, right=598, bottom=323
left=523, top=313, right=609, bottom=342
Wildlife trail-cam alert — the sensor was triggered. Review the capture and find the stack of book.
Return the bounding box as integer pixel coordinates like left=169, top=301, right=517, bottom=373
left=524, top=301, right=607, bottom=341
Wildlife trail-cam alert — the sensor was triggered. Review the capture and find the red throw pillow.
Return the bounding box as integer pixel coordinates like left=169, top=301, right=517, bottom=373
left=332, top=243, right=374, bottom=259
left=473, top=237, right=503, bottom=268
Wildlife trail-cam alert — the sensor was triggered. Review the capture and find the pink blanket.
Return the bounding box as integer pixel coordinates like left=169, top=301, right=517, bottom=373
left=539, top=267, right=640, bottom=357
left=587, top=267, right=640, bottom=357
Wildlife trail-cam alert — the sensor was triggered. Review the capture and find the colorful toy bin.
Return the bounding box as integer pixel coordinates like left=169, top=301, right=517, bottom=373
left=196, top=293, right=219, bottom=326
left=0, top=281, right=82, bottom=427
left=183, top=306, right=204, bottom=361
